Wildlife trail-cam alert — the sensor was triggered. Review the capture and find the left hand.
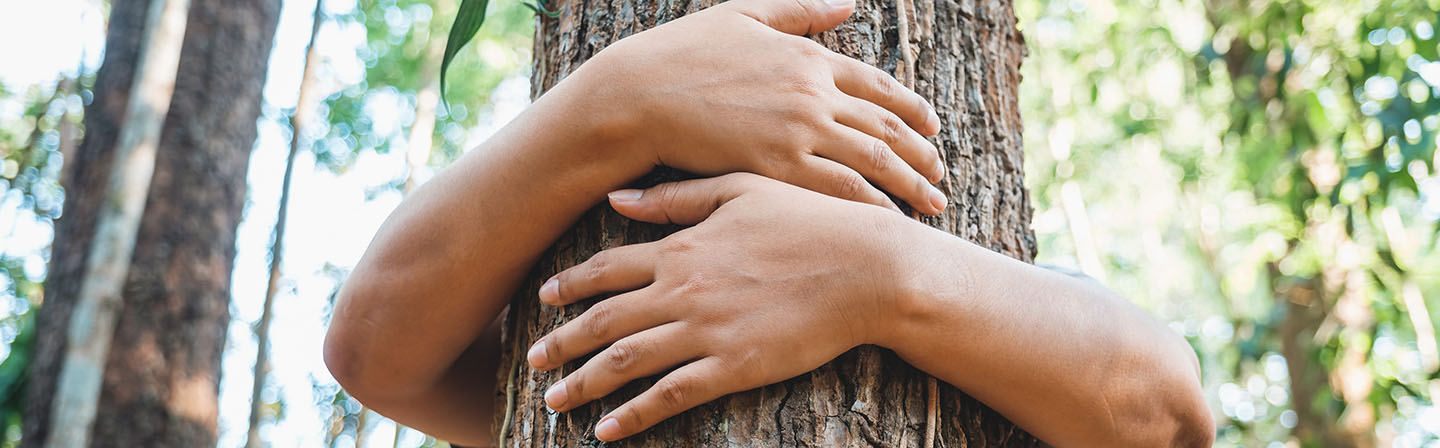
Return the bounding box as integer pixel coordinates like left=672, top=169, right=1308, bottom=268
left=524, top=173, right=921, bottom=442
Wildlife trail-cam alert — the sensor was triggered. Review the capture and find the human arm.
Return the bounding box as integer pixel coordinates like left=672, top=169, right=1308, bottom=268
left=528, top=173, right=1214, bottom=446
left=322, top=0, right=951, bottom=444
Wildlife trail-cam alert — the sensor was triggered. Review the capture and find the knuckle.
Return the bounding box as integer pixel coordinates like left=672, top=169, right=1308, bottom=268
left=656, top=184, right=683, bottom=210
left=581, top=303, right=613, bottom=339
left=583, top=254, right=610, bottom=283
left=872, top=69, right=898, bottom=97
left=606, top=340, right=644, bottom=373
left=916, top=172, right=936, bottom=195
left=794, top=38, right=825, bottom=58
left=542, top=336, right=564, bottom=364
left=879, top=115, right=905, bottom=144
left=781, top=73, right=824, bottom=98
left=662, top=233, right=699, bottom=254
left=833, top=172, right=868, bottom=199
left=565, top=375, right=588, bottom=403
left=655, top=377, right=692, bottom=411
left=727, top=349, right=767, bottom=384
left=865, top=139, right=891, bottom=172
left=672, top=275, right=710, bottom=298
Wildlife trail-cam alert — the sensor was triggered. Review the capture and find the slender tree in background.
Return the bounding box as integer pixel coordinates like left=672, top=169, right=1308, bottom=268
left=25, top=0, right=282, bottom=445
left=497, top=0, right=1040, bottom=445
left=46, top=0, right=189, bottom=444
left=244, top=2, right=327, bottom=447
left=34, top=0, right=190, bottom=445
left=22, top=0, right=149, bottom=439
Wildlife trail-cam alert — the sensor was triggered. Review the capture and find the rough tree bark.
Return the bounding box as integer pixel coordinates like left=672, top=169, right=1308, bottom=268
left=25, top=0, right=281, bottom=446
left=496, top=0, right=1040, bottom=446
left=48, top=0, right=189, bottom=444
left=27, top=0, right=151, bottom=443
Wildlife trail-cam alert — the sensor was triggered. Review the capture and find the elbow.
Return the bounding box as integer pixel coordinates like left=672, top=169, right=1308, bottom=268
left=322, top=315, right=364, bottom=398
left=1105, top=334, right=1215, bottom=448
left=1172, top=412, right=1216, bottom=448
left=323, top=282, right=401, bottom=408
left=1107, top=375, right=1215, bottom=448
left=1168, top=349, right=1215, bottom=448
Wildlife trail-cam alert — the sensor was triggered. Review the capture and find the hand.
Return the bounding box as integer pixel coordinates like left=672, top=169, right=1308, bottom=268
left=567, top=0, right=949, bottom=214
left=524, top=173, right=921, bottom=441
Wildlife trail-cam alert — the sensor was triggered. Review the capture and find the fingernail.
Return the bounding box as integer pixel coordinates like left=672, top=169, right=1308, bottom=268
left=608, top=189, right=643, bottom=203
left=595, top=416, right=622, bottom=441
left=539, top=277, right=559, bottom=303
left=545, top=381, right=569, bottom=409
left=927, top=108, right=941, bottom=133
left=825, top=0, right=854, bottom=8
left=527, top=341, right=548, bottom=368
left=930, top=158, right=946, bottom=183
left=928, top=185, right=947, bottom=213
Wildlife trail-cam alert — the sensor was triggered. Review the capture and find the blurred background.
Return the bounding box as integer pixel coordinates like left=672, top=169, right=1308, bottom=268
left=0, top=0, right=1436, bottom=446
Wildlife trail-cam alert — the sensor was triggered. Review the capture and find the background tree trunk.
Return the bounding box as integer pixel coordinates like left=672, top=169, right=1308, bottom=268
left=497, top=0, right=1040, bottom=445
left=26, top=0, right=151, bottom=443
left=245, top=2, right=326, bottom=447
left=26, top=0, right=281, bottom=446
left=91, top=0, right=280, bottom=444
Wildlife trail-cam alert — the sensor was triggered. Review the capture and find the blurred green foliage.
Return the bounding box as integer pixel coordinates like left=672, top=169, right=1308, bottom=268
left=314, top=0, right=533, bottom=173
left=0, top=75, right=80, bottom=447
left=1018, top=0, right=1440, bottom=445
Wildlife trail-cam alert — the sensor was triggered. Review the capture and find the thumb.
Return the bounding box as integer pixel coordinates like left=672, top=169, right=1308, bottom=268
left=718, top=0, right=855, bottom=36
left=607, top=174, right=757, bottom=225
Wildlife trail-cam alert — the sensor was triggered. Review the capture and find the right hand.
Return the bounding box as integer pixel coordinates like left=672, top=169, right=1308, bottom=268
left=526, top=173, right=928, bottom=440
left=566, top=0, right=949, bottom=215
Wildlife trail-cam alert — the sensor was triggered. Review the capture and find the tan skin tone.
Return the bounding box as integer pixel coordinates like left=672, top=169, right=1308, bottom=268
left=323, top=0, right=1214, bottom=446
left=533, top=174, right=1214, bottom=446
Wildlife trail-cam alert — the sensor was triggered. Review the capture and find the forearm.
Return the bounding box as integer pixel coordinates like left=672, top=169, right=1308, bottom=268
left=323, top=75, right=645, bottom=433
left=881, top=223, right=1212, bottom=447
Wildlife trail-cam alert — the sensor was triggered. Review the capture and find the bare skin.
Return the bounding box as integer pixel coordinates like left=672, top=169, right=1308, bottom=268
left=322, top=0, right=1214, bottom=446
left=531, top=174, right=1214, bottom=446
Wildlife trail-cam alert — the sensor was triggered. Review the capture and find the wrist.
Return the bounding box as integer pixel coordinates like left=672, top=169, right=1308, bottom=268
left=542, top=52, right=655, bottom=176
left=868, top=219, right=972, bottom=352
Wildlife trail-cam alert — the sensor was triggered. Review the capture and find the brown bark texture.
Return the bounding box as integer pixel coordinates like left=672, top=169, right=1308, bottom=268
left=497, top=0, right=1039, bottom=446
left=25, top=0, right=281, bottom=446
left=25, top=0, right=149, bottom=442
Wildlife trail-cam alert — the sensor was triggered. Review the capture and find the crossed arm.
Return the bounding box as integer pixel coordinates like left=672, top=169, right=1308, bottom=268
left=322, top=0, right=1213, bottom=446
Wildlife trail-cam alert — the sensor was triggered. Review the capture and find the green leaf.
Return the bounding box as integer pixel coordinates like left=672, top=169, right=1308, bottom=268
left=523, top=1, right=561, bottom=18
left=440, top=0, right=491, bottom=108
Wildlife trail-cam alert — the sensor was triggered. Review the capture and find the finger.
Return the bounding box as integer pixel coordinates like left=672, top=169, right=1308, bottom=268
left=528, top=288, right=670, bottom=370
left=716, top=0, right=855, bottom=36
left=544, top=323, right=699, bottom=412
left=789, top=155, right=901, bottom=213
left=831, top=95, right=945, bottom=183
left=593, top=357, right=731, bottom=442
left=541, top=242, right=659, bottom=306
left=607, top=173, right=763, bottom=225
left=828, top=55, right=941, bottom=136
left=813, top=126, right=946, bottom=215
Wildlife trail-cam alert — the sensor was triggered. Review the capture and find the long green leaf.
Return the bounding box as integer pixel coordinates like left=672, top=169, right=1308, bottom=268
left=441, top=0, right=490, bottom=108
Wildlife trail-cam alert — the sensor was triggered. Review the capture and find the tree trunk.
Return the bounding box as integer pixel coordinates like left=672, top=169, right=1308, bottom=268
left=497, top=0, right=1039, bottom=446
left=26, top=0, right=281, bottom=446
left=91, top=0, right=280, bottom=444
left=47, top=0, right=191, bottom=444
left=27, top=0, right=151, bottom=443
